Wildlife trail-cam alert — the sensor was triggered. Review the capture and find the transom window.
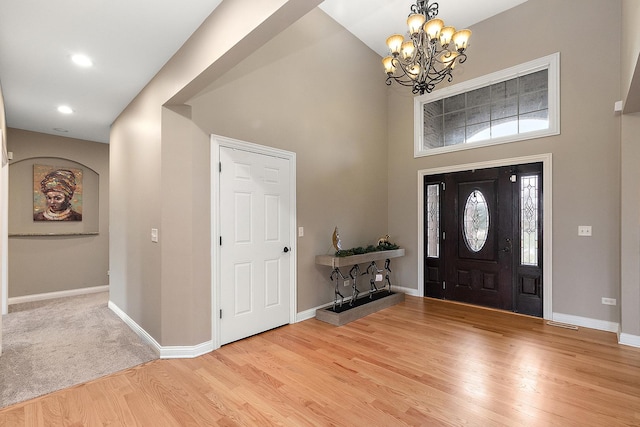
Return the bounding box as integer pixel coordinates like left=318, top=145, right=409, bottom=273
left=414, top=53, right=560, bottom=157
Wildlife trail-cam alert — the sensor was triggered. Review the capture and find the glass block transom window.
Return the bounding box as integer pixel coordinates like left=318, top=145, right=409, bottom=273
left=414, top=54, right=559, bottom=157
left=423, top=69, right=548, bottom=149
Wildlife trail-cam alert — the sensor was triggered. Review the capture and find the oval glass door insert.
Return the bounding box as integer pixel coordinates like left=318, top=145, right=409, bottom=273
left=463, top=190, right=489, bottom=252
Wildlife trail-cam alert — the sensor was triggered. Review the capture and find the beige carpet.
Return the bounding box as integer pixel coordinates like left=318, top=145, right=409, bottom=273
left=0, top=292, right=158, bottom=409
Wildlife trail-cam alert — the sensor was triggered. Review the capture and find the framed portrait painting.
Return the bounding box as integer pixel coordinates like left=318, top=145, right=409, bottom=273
left=33, top=164, right=83, bottom=221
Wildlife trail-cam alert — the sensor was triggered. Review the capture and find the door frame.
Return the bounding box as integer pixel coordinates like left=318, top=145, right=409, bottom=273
left=417, top=153, right=553, bottom=320
left=210, top=134, right=297, bottom=350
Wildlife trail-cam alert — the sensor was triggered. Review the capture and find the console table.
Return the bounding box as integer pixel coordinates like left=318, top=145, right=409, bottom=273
left=315, top=248, right=405, bottom=325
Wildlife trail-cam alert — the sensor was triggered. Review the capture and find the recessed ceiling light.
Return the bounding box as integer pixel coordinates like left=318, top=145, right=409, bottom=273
left=71, top=54, right=93, bottom=67
left=57, top=105, right=74, bottom=114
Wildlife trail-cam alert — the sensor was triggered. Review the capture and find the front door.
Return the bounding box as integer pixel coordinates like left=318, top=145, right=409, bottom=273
left=424, top=163, right=543, bottom=316
left=446, top=167, right=513, bottom=310
left=219, top=146, right=292, bottom=345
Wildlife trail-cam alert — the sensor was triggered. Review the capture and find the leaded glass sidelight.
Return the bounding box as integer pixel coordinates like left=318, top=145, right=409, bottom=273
left=426, top=184, right=440, bottom=258
left=463, top=190, right=489, bottom=252
left=521, top=175, right=539, bottom=266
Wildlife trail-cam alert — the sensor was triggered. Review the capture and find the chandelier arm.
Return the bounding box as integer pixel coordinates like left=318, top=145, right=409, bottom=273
left=387, top=58, right=421, bottom=88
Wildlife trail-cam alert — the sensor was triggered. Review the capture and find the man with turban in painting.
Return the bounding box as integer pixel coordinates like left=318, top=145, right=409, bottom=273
left=33, top=169, right=82, bottom=221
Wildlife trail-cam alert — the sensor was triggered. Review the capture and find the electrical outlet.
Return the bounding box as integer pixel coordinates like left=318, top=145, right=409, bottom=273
left=343, top=280, right=350, bottom=287
left=578, top=226, right=592, bottom=236
left=601, top=297, right=616, bottom=306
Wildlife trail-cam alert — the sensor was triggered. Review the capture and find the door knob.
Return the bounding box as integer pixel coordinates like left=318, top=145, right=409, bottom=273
left=283, top=246, right=290, bottom=253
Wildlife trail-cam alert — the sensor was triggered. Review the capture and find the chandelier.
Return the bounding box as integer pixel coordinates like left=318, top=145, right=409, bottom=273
left=382, top=0, right=471, bottom=95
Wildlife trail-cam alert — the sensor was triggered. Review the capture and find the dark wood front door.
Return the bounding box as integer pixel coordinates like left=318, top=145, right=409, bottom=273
left=445, top=167, right=513, bottom=310
left=424, top=163, right=543, bottom=317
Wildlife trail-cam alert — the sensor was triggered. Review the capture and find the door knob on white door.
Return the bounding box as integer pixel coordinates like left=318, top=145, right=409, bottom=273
left=283, top=246, right=290, bottom=253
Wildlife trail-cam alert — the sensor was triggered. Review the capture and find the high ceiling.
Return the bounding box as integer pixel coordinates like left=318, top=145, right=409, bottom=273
left=319, top=0, right=527, bottom=58
left=0, top=0, right=526, bottom=144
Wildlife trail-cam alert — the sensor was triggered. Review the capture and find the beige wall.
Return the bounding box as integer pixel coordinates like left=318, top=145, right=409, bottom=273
left=1, top=81, right=7, bottom=353
left=188, top=8, right=388, bottom=313
left=620, top=0, right=640, bottom=338
left=159, top=106, right=211, bottom=345
left=6, top=128, right=109, bottom=297
left=110, top=0, right=322, bottom=346
left=111, top=0, right=640, bottom=347
left=388, top=0, right=623, bottom=323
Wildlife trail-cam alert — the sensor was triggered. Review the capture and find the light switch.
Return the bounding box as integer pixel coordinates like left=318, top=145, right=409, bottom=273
left=298, top=227, right=304, bottom=237
left=151, top=228, right=159, bottom=243
left=578, top=226, right=592, bottom=237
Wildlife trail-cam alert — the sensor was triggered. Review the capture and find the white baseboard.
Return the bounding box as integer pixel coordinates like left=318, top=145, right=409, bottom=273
left=296, top=306, right=321, bottom=322
left=8, top=285, right=109, bottom=305
left=552, top=312, right=619, bottom=333
left=108, top=301, right=161, bottom=357
left=393, top=285, right=420, bottom=297
left=619, top=332, right=640, bottom=348
left=108, top=300, right=212, bottom=359
left=159, top=342, right=214, bottom=359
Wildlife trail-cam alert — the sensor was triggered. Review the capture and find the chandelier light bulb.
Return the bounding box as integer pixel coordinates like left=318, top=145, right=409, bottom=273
left=439, top=26, right=456, bottom=46
left=401, top=41, right=415, bottom=60
left=382, top=56, right=396, bottom=74
left=386, top=34, right=405, bottom=55
left=408, top=64, right=421, bottom=79
left=407, top=13, right=426, bottom=35
left=452, top=29, right=472, bottom=51
left=424, top=18, right=444, bottom=41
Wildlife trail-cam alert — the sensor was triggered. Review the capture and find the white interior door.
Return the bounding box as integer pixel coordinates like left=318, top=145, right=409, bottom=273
left=219, top=146, right=291, bottom=345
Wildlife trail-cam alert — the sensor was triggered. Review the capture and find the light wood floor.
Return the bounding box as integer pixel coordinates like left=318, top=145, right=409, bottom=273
left=2, top=296, right=639, bottom=426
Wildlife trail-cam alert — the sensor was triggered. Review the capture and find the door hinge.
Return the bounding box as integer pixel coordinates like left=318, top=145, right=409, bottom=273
left=442, top=231, right=445, bottom=240
left=443, top=281, right=446, bottom=290
left=510, top=174, right=517, bottom=183
left=441, top=182, right=446, bottom=191
left=219, top=309, right=222, bottom=319
left=219, top=162, right=222, bottom=172
left=219, top=236, right=222, bottom=246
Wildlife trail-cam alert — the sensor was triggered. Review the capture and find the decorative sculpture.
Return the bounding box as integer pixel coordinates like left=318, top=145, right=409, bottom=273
left=365, top=261, right=383, bottom=296
left=332, top=226, right=342, bottom=251
left=348, top=264, right=361, bottom=306
left=330, top=267, right=347, bottom=309
left=377, top=234, right=391, bottom=246
left=383, top=258, right=393, bottom=291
